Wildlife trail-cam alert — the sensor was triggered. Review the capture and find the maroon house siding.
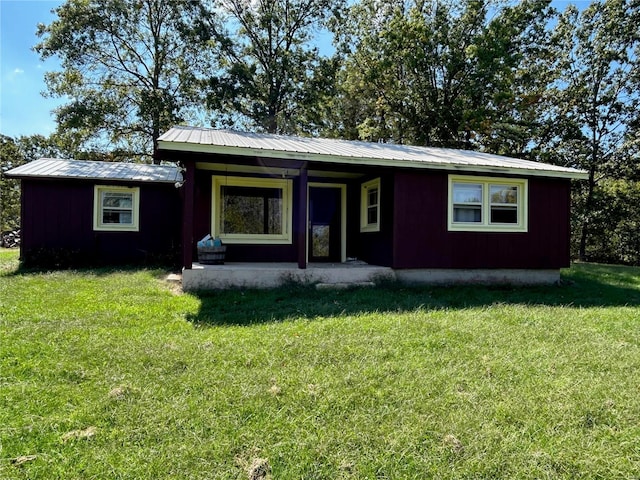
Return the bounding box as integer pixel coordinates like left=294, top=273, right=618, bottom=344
left=20, top=179, right=181, bottom=266
left=356, top=175, right=395, bottom=267
left=392, top=171, right=571, bottom=269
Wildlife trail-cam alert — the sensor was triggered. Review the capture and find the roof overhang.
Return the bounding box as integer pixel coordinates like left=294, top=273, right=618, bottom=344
left=5, top=158, right=182, bottom=184
left=157, top=127, right=589, bottom=180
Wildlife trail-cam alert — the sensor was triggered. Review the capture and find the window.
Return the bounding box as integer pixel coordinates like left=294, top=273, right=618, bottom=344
left=448, top=176, right=527, bottom=232
left=212, top=176, right=292, bottom=244
left=93, top=186, right=139, bottom=231
left=360, top=178, right=381, bottom=232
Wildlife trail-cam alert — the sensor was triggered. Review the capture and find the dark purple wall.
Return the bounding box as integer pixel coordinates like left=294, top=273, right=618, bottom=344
left=355, top=175, right=395, bottom=267
left=182, top=149, right=573, bottom=270
left=391, top=171, right=571, bottom=269
left=20, top=179, right=181, bottom=266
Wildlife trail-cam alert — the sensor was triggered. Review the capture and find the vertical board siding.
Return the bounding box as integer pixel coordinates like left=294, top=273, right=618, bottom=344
left=21, top=179, right=181, bottom=266
left=392, top=171, right=571, bottom=269
left=356, top=175, right=395, bottom=267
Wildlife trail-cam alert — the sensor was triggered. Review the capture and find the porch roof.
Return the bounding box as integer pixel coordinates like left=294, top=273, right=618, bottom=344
left=5, top=158, right=182, bottom=184
left=157, top=126, right=588, bottom=180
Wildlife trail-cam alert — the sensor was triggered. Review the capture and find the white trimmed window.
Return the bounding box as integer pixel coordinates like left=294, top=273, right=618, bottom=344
left=448, top=175, right=527, bottom=232
left=360, top=178, right=381, bottom=232
left=93, top=186, right=140, bottom=231
left=212, top=176, right=292, bottom=244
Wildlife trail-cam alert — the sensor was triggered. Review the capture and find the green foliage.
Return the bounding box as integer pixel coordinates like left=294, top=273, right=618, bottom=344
left=0, top=136, right=24, bottom=232
left=541, top=1, right=640, bottom=260
left=329, top=0, right=554, bottom=154
left=2, top=252, right=640, bottom=478
left=35, top=0, right=219, bottom=161
left=204, top=0, right=344, bottom=135
left=573, top=179, right=640, bottom=265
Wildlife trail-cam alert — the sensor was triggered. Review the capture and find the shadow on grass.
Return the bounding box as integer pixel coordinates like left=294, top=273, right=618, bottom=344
left=0, top=254, right=177, bottom=279
left=187, top=263, right=640, bottom=326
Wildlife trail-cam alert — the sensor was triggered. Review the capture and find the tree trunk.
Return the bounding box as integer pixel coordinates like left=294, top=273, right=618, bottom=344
left=578, top=167, right=596, bottom=261
left=152, top=109, right=161, bottom=165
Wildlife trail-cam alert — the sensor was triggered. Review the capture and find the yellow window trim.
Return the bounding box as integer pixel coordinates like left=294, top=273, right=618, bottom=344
left=212, top=175, right=293, bottom=244
left=93, top=185, right=140, bottom=232
left=360, top=177, right=381, bottom=232
left=447, top=175, right=528, bottom=232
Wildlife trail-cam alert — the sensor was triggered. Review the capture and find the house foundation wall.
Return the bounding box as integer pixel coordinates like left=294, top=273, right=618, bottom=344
left=394, top=269, right=560, bottom=286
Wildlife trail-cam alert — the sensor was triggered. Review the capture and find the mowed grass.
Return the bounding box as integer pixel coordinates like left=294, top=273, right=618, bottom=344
left=1, top=248, right=640, bottom=479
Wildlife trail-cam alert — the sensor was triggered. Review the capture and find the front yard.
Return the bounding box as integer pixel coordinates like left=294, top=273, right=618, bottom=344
left=1, top=248, right=639, bottom=478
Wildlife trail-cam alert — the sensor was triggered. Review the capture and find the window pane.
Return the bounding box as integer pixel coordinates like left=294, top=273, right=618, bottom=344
left=103, top=192, right=133, bottom=209
left=103, top=210, right=132, bottom=224
left=221, top=185, right=283, bottom=235
left=490, top=206, right=518, bottom=224
left=453, top=184, right=482, bottom=203
left=367, top=206, right=378, bottom=225
left=490, top=185, right=518, bottom=204
left=368, top=188, right=378, bottom=207
left=453, top=206, right=481, bottom=223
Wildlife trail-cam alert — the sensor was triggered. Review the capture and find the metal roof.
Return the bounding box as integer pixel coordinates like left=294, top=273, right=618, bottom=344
left=157, top=126, right=588, bottom=180
left=5, top=158, right=182, bottom=183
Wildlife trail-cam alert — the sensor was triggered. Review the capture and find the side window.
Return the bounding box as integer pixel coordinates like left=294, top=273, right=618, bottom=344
left=360, top=178, right=381, bottom=232
left=93, top=186, right=140, bottom=231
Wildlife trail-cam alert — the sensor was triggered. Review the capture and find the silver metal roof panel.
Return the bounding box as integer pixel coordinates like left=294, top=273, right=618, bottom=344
left=158, top=126, right=588, bottom=179
left=5, top=158, right=182, bottom=183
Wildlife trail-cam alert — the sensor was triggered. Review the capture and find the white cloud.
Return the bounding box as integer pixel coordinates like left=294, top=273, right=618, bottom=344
left=13, top=68, right=24, bottom=74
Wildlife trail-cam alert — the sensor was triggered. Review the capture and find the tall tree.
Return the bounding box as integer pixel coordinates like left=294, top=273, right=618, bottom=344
left=330, top=0, right=554, bottom=152
left=204, top=0, right=344, bottom=135
left=545, top=0, right=640, bottom=261
left=35, top=0, right=219, bottom=163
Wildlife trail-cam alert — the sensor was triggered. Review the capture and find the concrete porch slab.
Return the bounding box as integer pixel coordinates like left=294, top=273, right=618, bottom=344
left=181, top=263, right=561, bottom=290
left=182, top=262, right=395, bottom=290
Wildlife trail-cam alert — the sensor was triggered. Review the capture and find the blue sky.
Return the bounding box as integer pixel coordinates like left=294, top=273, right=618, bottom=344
left=1, top=0, right=63, bottom=138
left=1, top=0, right=587, bottom=140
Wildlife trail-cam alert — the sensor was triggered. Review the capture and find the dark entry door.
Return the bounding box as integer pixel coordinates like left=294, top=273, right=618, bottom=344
left=308, top=186, right=342, bottom=262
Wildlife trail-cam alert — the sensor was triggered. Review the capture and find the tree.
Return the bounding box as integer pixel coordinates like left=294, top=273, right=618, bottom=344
left=545, top=0, right=640, bottom=261
left=35, top=0, right=219, bottom=163
left=0, top=136, right=24, bottom=233
left=204, top=0, right=344, bottom=135
left=330, top=0, right=554, bottom=153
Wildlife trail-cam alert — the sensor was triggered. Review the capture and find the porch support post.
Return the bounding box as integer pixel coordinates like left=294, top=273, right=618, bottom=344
left=182, top=159, right=195, bottom=270
left=297, top=163, right=308, bottom=269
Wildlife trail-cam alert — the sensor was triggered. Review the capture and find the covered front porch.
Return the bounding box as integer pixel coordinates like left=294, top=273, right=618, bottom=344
left=182, top=261, right=395, bottom=290
left=163, top=133, right=390, bottom=279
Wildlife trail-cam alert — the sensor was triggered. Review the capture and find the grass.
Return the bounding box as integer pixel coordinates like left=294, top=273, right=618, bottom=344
left=1, top=247, right=640, bottom=479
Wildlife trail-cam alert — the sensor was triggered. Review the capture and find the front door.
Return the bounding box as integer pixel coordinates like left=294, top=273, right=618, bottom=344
left=308, top=186, right=342, bottom=262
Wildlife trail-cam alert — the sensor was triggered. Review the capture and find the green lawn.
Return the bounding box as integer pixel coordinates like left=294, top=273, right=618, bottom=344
left=1, top=248, right=640, bottom=479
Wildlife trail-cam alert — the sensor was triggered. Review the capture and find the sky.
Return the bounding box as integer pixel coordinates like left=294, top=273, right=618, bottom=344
left=1, top=0, right=64, bottom=138
left=1, top=0, right=589, bottom=140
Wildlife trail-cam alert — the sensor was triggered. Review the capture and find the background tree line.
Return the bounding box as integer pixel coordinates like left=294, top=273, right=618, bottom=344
left=1, top=0, right=639, bottom=265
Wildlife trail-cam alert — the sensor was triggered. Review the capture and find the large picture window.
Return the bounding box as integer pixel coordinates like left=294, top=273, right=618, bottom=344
left=93, top=186, right=139, bottom=231
left=360, top=178, right=381, bottom=232
left=212, top=176, right=292, bottom=243
left=448, top=176, right=527, bottom=232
